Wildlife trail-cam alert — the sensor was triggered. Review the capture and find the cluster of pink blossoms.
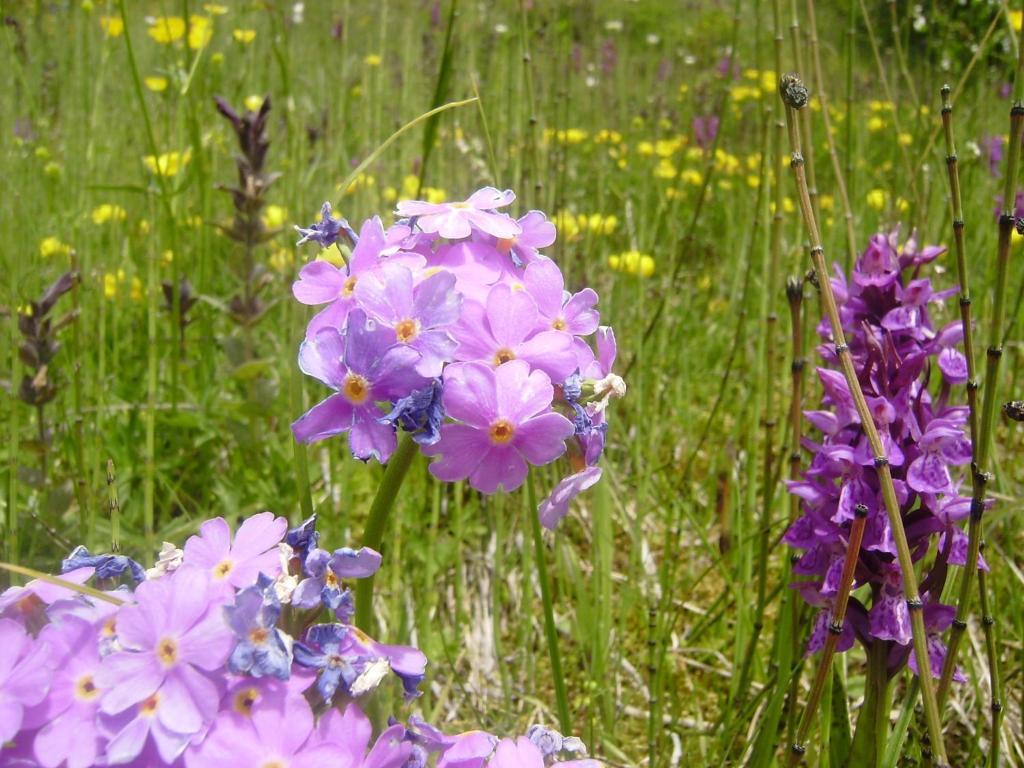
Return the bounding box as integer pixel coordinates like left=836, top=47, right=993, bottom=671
left=786, top=231, right=979, bottom=681
left=292, top=188, right=624, bottom=528
left=0, top=513, right=597, bottom=767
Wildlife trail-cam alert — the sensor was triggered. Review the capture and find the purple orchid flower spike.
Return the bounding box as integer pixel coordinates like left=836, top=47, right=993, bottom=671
left=903, top=602, right=968, bottom=683
left=692, top=115, right=719, bottom=150
left=521, top=259, right=600, bottom=336
left=452, top=283, right=578, bottom=382
left=397, top=187, right=521, bottom=240
left=354, top=262, right=461, bottom=377
left=292, top=311, right=427, bottom=462
left=425, top=360, right=574, bottom=493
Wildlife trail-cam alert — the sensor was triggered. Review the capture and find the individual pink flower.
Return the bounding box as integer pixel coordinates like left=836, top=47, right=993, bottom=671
left=185, top=695, right=347, bottom=768
left=354, top=262, right=462, bottom=376
left=291, top=311, right=427, bottom=461
left=538, top=467, right=603, bottom=530
left=452, top=284, right=577, bottom=382
left=0, top=618, right=53, bottom=743
left=30, top=617, right=107, bottom=768
left=182, top=512, right=288, bottom=589
left=520, top=259, right=599, bottom=336
left=425, top=361, right=574, bottom=493
left=397, top=187, right=521, bottom=240
left=494, top=210, right=556, bottom=266
left=96, top=568, right=233, bottom=754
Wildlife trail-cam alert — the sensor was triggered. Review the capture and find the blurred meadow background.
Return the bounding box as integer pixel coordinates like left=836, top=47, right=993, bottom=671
left=2, top=0, right=1024, bottom=765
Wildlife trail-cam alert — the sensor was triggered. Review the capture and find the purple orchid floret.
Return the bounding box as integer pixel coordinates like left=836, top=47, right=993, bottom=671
left=61, top=546, right=146, bottom=584
left=291, top=545, right=382, bottom=618
left=292, top=310, right=428, bottom=462
left=284, top=514, right=319, bottom=568
left=786, top=230, right=977, bottom=685
left=424, top=360, right=575, bottom=493
left=396, top=187, right=521, bottom=240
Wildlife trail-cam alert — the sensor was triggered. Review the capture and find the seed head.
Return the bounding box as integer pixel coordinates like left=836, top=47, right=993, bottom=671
left=1003, top=400, right=1024, bottom=421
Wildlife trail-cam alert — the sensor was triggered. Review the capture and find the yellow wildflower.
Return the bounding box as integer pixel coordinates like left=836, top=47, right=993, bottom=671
left=654, top=159, right=677, bottom=179
left=148, top=16, right=185, bottom=44
left=203, top=3, right=229, bottom=15
left=161, top=250, right=174, bottom=266
left=637, top=141, right=655, bottom=156
left=316, top=247, right=346, bottom=267
left=39, top=236, right=71, bottom=259
left=91, top=204, right=128, bottom=225
left=99, top=15, right=123, bottom=37
left=261, top=205, right=287, bottom=231
left=869, top=100, right=894, bottom=113
left=681, top=169, right=703, bottom=186
left=145, top=76, right=169, bottom=92
left=344, top=174, right=375, bottom=194
left=130, top=277, right=143, bottom=302
left=819, top=194, right=835, bottom=212
left=895, top=197, right=909, bottom=214
left=143, top=150, right=191, bottom=177
left=103, top=273, right=119, bottom=299
left=188, top=16, right=213, bottom=49
left=586, top=213, right=618, bottom=235
left=897, top=132, right=913, bottom=147
left=243, top=94, right=264, bottom=112
left=759, top=69, right=777, bottom=94
left=608, top=250, right=655, bottom=278
left=655, top=138, right=680, bottom=158
left=138, top=219, right=151, bottom=235
left=233, top=28, right=257, bottom=44
left=554, top=211, right=582, bottom=242
left=1012, top=10, right=1023, bottom=31
left=746, top=174, right=760, bottom=189
left=270, top=248, right=294, bottom=273
left=866, top=189, right=886, bottom=211
left=382, top=186, right=398, bottom=203
left=867, top=116, right=886, bottom=132
left=594, top=129, right=622, bottom=144
left=424, top=187, right=446, bottom=205
left=363, top=53, right=382, bottom=66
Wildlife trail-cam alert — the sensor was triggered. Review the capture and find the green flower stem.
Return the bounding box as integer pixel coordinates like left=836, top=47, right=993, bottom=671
left=527, top=477, right=572, bottom=734
left=354, top=432, right=419, bottom=634
left=780, top=75, right=949, bottom=766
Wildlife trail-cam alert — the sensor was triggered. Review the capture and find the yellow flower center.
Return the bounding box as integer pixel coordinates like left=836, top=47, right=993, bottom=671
left=342, top=275, right=358, bottom=297
left=234, top=687, right=260, bottom=716
left=74, top=674, right=100, bottom=701
left=140, top=694, right=160, bottom=717
left=492, top=348, right=516, bottom=366
left=552, top=317, right=567, bottom=331
left=395, top=318, right=420, bottom=343
left=451, top=202, right=470, bottom=209
left=261, top=762, right=286, bottom=768
left=156, top=637, right=179, bottom=667
left=488, top=419, right=515, bottom=445
left=101, top=617, right=117, bottom=637
left=342, top=373, right=371, bottom=405
left=213, top=559, right=234, bottom=580
left=496, top=237, right=517, bottom=253
left=324, top=571, right=340, bottom=589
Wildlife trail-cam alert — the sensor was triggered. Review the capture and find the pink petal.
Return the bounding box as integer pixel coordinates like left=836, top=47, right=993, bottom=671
left=293, top=262, right=345, bottom=305
left=426, top=424, right=489, bottom=483
left=442, top=362, right=498, bottom=428
left=292, top=393, right=356, bottom=443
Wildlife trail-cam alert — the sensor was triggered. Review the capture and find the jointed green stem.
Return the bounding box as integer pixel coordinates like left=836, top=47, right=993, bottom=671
left=779, top=74, right=948, bottom=767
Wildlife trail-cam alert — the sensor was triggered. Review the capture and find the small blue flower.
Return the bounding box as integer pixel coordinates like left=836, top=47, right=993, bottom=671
left=379, top=379, right=445, bottom=446
left=293, top=623, right=362, bottom=703
left=294, top=201, right=357, bottom=248
left=284, top=514, right=319, bottom=567
left=291, top=546, right=382, bottom=618
left=61, top=545, right=146, bottom=583
left=223, top=574, right=294, bottom=680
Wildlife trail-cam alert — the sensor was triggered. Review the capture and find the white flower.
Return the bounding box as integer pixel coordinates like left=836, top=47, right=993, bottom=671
left=145, top=542, right=183, bottom=579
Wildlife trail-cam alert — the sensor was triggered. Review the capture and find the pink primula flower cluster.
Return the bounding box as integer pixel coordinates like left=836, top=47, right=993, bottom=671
left=292, top=187, right=625, bottom=527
